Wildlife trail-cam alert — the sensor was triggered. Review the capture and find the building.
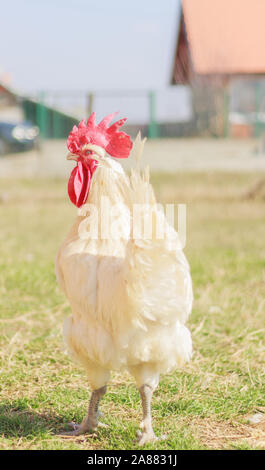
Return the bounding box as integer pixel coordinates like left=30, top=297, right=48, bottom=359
left=171, top=0, right=265, bottom=137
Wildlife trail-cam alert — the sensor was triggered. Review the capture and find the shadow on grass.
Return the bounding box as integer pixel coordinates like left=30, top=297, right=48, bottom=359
left=0, top=400, right=139, bottom=449
left=0, top=401, right=67, bottom=438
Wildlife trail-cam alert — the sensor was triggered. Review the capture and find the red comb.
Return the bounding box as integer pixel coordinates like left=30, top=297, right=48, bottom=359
left=67, top=112, right=133, bottom=159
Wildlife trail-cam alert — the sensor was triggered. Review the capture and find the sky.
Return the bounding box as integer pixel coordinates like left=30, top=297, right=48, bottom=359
left=0, top=0, right=191, bottom=123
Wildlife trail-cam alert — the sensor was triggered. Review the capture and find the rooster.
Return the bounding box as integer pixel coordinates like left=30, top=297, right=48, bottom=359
left=56, top=112, right=193, bottom=445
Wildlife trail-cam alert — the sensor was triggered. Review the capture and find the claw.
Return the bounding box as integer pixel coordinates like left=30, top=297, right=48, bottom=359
left=68, top=421, right=79, bottom=430
left=58, top=421, right=96, bottom=437
left=137, top=431, right=158, bottom=446
left=136, top=430, right=167, bottom=446
left=97, top=421, right=108, bottom=428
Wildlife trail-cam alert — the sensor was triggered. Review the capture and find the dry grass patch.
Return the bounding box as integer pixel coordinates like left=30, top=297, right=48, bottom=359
left=187, top=411, right=265, bottom=449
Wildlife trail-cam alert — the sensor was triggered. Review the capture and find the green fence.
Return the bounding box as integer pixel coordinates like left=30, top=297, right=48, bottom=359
left=21, top=98, right=79, bottom=139
left=19, top=83, right=265, bottom=141
left=21, top=90, right=161, bottom=140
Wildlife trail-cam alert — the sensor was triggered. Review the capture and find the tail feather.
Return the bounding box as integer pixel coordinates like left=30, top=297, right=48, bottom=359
left=121, top=136, right=193, bottom=330
left=131, top=131, right=147, bottom=168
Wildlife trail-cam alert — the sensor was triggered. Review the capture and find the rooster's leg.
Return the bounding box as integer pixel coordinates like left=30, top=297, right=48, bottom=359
left=137, top=384, right=157, bottom=445
left=63, top=385, right=107, bottom=436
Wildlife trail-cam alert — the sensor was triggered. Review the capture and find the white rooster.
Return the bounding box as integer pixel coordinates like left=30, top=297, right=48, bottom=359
left=56, top=112, right=193, bottom=445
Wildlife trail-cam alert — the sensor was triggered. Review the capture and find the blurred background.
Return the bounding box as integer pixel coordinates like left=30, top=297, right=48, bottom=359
left=1, top=0, right=265, bottom=176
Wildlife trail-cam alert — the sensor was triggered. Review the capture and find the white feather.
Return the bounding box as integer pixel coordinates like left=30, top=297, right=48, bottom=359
left=56, top=141, right=193, bottom=388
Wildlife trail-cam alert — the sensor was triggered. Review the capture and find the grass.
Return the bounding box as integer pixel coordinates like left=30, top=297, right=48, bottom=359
left=0, top=171, right=264, bottom=450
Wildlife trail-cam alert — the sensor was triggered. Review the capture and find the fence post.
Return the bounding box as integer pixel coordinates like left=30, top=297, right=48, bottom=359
left=255, top=82, right=262, bottom=138
left=88, top=93, right=94, bottom=116
left=148, top=90, right=159, bottom=138
left=36, top=91, right=47, bottom=139
left=223, top=83, right=230, bottom=138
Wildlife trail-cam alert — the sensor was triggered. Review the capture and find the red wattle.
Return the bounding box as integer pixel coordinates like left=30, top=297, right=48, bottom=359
left=68, top=159, right=98, bottom=208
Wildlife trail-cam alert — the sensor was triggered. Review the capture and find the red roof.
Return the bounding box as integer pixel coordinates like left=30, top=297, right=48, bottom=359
left=173, top=0, right=265, bottom=81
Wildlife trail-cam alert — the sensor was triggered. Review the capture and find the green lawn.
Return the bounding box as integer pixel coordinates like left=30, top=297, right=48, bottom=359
left=0, top=172, right=264, bottom=450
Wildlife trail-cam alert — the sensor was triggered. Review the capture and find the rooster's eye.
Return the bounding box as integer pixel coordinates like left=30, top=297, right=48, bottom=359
left=85, top=150, right=92, bottom=156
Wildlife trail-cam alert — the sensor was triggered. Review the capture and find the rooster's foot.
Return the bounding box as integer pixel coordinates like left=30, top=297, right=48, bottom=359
left=59, top=386, right=108, bottom=437
left=59, top=421, right=97, bottom=436
left=62, top=419, right=108, bottom=436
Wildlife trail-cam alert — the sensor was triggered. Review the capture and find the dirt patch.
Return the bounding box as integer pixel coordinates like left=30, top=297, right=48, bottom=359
left=189, top=410, right=265, bottom=449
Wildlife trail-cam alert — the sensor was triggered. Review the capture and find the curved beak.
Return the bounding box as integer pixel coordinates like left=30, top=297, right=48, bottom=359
left=66, top=145, right=106, bottom=163
left=67, top=153, right=78, bottom=161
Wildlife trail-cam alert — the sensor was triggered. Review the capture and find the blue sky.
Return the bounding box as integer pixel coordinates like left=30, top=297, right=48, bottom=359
left=0, top=0, right=181, bottom=93
left=0, top=0, right=191, bottom=123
